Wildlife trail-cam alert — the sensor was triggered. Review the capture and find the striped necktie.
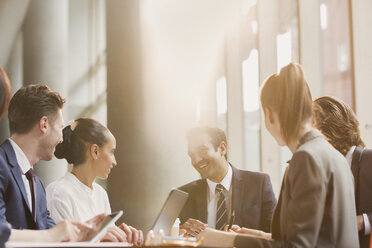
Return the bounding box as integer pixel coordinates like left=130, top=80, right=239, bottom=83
left=215, top=184, right=227, bottom=230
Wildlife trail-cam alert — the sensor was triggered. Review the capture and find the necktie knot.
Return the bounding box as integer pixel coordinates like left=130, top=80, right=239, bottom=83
left=25, top=169, right=35, bottom=180
left=215, top=184, right=225, bottom=194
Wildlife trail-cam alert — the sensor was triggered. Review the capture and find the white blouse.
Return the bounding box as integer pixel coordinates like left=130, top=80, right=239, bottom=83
left=46, top=172, right=111, bottom=223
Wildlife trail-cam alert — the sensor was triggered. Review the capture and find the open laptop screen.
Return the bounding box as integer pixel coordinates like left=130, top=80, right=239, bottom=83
left=150, top=189, right=189, bottom=235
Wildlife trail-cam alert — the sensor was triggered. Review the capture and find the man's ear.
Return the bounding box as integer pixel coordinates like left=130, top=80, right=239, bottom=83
left=90, top=144, right=99, bottom=160
left=39, top=116, right=48, bottom=134
left=218, top=141, right=227, bottom=157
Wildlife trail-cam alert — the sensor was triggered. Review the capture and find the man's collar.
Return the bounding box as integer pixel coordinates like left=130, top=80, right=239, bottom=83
left=206, top=164, right=232, bottom=195
left=8, top=138, right=31, bottom=174
left=346, top=146, right=356, bottom=167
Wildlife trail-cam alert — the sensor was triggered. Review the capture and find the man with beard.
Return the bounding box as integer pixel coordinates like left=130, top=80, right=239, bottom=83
left=178, top=126, right=276, bottom=237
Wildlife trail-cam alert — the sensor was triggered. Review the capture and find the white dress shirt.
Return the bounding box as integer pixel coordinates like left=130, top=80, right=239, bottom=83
left=206, top=165, right=233, bottom=228
left=8, top=138, right=33, bottom=213
left=346, top=146, right=371, bottom=235
left=46, top=172, right=111, bottom=223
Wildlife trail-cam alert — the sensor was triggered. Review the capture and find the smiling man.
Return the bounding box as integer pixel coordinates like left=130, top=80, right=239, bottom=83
left=178, top=126, right=276, bottom=236
left=0, top=84, right=65, bottom=230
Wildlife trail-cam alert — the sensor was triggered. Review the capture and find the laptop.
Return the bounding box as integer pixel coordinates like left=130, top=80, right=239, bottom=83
left=150, top=188, right=189, bottom=235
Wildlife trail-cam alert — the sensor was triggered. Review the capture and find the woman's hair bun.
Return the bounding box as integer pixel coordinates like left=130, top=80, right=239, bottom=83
left=54, top=118, right=109, bottom=166
left=54, top=125, right=77, bottom=164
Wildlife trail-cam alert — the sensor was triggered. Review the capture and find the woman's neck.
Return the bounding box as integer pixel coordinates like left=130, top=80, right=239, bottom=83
left=71, top=163, right=96, bottom=189
left=287, top=122, right=313, bottom=153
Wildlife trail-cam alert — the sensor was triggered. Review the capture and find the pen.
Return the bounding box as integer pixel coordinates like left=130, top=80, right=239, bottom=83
left=228, top=210, right=235, bottom=230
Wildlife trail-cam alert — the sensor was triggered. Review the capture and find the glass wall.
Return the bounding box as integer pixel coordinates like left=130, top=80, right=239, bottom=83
left=242, top=3, right=260, bottom=172
left=216, top=76, right=227, bottom=132
left=320, top=0, right=353, bottom=108
left=276, top=0, right=299, bottom=177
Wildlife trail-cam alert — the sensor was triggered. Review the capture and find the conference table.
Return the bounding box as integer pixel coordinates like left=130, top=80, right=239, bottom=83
left=6, top=242, right=231, bottom=248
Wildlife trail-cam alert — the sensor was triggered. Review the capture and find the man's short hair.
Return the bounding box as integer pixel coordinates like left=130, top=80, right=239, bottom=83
left=8, top=84, right=65, bottom=135
left=186, top=126, right=227, bottom=159
left=312, top=96, right=365, bottom=156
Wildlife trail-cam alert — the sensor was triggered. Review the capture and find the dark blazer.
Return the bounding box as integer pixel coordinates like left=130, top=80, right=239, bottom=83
left=0, top=140, right=55, bottom=230
left=234, top=130, right=359, bottom=248
left=351, top=146, right=372, bottom=248
left=0, top=222, right=10, bottom=248
left=178, top=165, right=277, bottom=232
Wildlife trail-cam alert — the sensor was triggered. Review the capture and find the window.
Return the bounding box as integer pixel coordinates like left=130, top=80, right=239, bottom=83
left=216, top=77, right=227, bottom=132
left=320, top=0, right=353, bottom=108
left=276, top=0, right=299, bottom=177
left=242, top=49, right=260, bottom=172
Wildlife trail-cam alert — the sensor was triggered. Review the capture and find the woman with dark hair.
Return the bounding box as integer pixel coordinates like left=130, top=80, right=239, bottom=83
left=313, top=96, right=372, bottom=248
left=46, top=118, right=143, bottom=246
left=199, top=63, right=359, bottom=247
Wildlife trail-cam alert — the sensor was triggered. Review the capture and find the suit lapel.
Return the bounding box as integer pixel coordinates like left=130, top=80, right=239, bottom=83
left=196, top=180, right=208, bottom=223
left=231, top=166, right=244, bottom=223
left=2, top=140, right=33, bottom=218
left=351, top=146, right=363, bottom=180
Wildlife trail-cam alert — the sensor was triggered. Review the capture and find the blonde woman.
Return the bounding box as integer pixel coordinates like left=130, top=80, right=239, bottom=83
left=201, top=63, right=359, bottom=247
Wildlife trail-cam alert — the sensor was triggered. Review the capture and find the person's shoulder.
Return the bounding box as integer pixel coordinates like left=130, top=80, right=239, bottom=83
left=360, top=147, right=372, bottom=157
left=357, top=147, right=372, bottom=166
left=46, top=174, right=74, bottom=198
left=295, top=134, right=345, bottom=165
left=235, top=168, right=268, bottom=178
left=178, top=179, right=205, bottom=193
left=232, top=166, right=270, bottom=183
left=93, top=182, right=108, bottom=196
left=291, top=140, right=349, bottom=181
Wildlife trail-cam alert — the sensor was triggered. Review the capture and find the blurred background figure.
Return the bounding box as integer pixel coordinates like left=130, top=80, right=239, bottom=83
left=313, top=96, right=372, bottom=248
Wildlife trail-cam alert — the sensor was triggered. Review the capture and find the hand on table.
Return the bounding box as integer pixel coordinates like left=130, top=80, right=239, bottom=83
left=180, top=218, right=208, bottom=237
left=100, top=225, right=127, bottom=242
left=118, top=223, right=143, bottom=246
left=47, top=214, right=105, bottom=242
left=224, top=224, right=271, bottom=240
left=48, top=220, right=82, bottom=242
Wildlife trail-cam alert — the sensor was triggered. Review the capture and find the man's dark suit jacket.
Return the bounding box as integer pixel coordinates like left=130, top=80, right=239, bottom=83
left=0, top=222, right=10, bottom=247
left=178, top=165, right=277, bottom=232
left=0, top=140, right=55, bottom=230
left=351, top=146, right=372, bottom=248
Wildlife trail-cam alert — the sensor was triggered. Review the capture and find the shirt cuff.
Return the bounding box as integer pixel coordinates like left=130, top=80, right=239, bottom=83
left=363, top=213, right=371, bottom=235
